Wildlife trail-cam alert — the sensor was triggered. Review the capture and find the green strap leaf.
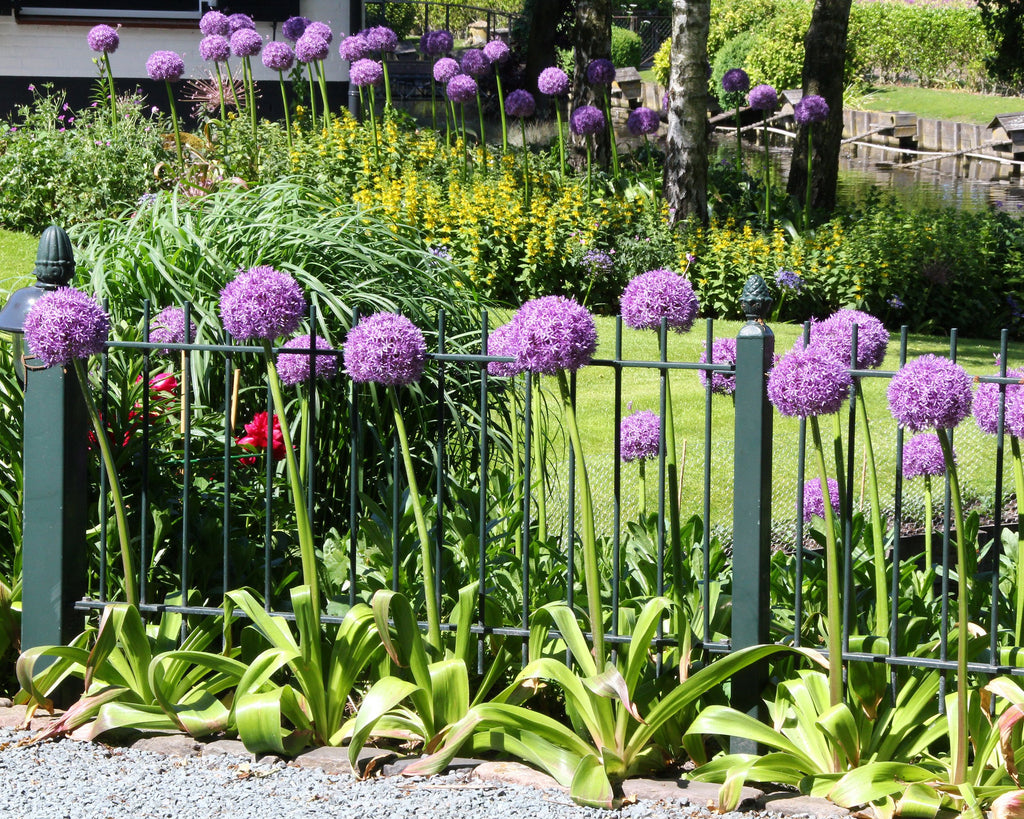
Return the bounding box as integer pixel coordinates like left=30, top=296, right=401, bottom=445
left=570, top=754, right=616, bottom=809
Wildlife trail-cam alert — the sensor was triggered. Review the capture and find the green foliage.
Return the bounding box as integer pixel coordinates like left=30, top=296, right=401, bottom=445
left=610, top=25, right=642, bottom=70
left=743, top=0, right=812, bottom=92
left=365, top=2, right=418, bottom=40
left=652, top=37, right=670, bottom=89
left=710, top=31, right=758, bottom=108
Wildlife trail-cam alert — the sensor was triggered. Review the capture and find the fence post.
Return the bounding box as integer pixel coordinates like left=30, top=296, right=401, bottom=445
left=729, top=274, right=774, bottom=752
left=0, top=226, right=87, bottom=670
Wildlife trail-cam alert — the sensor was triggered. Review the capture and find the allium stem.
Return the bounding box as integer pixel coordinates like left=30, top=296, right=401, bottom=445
left=278, top=71, right=294, bottom=154
left=520, top=118, right=531, bottom=211
left=102, top=52, right=117, bottom=131
left=381, top=58, right=393, bottom=109
left=810, top=416, right=842, bottom=712
left=367, top=95, right=380, bottom=163
left=664, top=375, right=684, bottom=668
left=429, top=76, right=438, bottom=134
left=214, top=63, right=228, bottom=126
left=495, top=71, right=508, bottom=153
left=734, top=102, right=742, bottom=170
left=554, top=102, right=566, bottom=178
left=475, top=90, right=488, bottom=176
left=224, top=60, right=244, bottom=115
left=556, top=370, right=605, bottom=670
left=387, top=385, right=442, bottom=651
left=306, top=64, right=318, bottom=130
left=164, top=80, right=184, bottom=171
left=315, top=59, right=331, bottom=131
left=459, top=103, right=468, bottom=176
left=638, top=459, right=647, bottom=518
left=1012, top=436, right=1024, bottom=643
left=602, top=91, right=619, bottom=179
left=242, top=56, right=257, bottom=142
left=533, top=385, right=547, bottom=542
left=761, top=112, right=771, bottom=225
left=73, top=359, right=138, bottom=608
left=856, top=383, right=889, bottom=637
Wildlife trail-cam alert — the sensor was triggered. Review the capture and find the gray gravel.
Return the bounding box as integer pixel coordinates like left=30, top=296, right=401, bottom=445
left=0, top=728, right=766, bottom=819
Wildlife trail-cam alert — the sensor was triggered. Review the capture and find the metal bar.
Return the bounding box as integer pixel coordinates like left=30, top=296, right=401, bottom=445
left=478, top=312, right=489, bottom=674
left=611, top=318, right=623, bottom=646
left=222, top=332, right=233, bottom=599
left=348, top=308, right=361, bottom=608
left=521, top=369, right=533, bottom=666
left=435, top=310, right=448, bottom=647
left=990, top=331, right=1009, bottom=671
left=180, top=303, right=192, bottom=607
left=263, top=379, right=273, bottom=609
left=140, top=301, right=151, bottom=606
left=392, top=428, right=400, bottom=593
left=99, top=304, right=109, bottom=602
left=889, top=327, right=909, bottom=699
left=842, top=325, right=858, bottom=657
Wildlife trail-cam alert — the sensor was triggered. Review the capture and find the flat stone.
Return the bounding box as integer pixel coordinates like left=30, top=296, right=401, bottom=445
left=293, top=746, right=352, bottom=776
left=131, top=734, right=201, bottom=757
left=473, top=760, right=566, bottom=793
left=201, top=738, right=251, bottom=758
left=624, top=777, right=763, bottom=809
left=0, top=704, right=61, bottom=732
left=762, top=792, right=849, bottom=817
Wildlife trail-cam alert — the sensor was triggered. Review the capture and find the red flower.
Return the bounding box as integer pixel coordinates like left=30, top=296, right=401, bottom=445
left=144, top=372, right=179, bottom=394
left=236, top=411, right=286, bottom=464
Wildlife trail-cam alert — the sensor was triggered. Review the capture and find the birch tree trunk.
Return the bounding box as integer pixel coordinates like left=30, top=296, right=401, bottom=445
left=571, top=0, right=612, bottom=168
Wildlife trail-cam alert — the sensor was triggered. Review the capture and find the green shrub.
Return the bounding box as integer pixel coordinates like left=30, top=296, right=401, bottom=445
left=744, top=0, right=811, bottom=91
left=710, top=31, right=758, bottom=107
left=365, top=2, right=418, bottom=40
left=652, top=37, right=671, bottom=88
left=708, top=0, right=780, bottom=60
left=611, top=25, right=642, bottom=69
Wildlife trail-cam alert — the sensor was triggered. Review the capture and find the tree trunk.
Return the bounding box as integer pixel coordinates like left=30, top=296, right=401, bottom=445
left=664, top=0, right=711, bottom=226
left=571, top=0, right=612, bottom=168
left=787, top=0, right=852, bottom=215
left=523, top=0, right=572, bottom=96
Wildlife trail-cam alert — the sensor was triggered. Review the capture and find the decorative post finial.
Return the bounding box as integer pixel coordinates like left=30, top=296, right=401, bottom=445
left=739, top=274, right=773, bottom=323
left=33, top=225, right=75, bottom=289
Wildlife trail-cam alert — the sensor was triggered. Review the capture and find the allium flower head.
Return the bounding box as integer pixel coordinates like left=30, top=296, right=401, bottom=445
left=888, top=355, right=973, bottom=432
left=570, top=105, right=605, bottom=136
left=343, top=312, right=427, bottom=386
left=586, top=58, right=616, bottom=85
left=767, top=346, right=852, bottom=417
left=580, top=249, right=614, bottom=280
left=794, top=94, right=829, bottom=125
left=338, top=33, right=371, bottom=62
left=363, top=25, right=395, bottom=52
left=446, top=74, right=478, bottom=103
left=262, top=41, right=295, bottom=72
left=902, top=434, right=949, bottom=479
left=24, top=287, right=109, bottom=367
left=230, top=28, right=263, bottom=58
left=483, top=39, right=511, bottom=65
left=620, top=268, right=699, bottom=333
left=626, top=107, right=660, bottom=136
left=700, top=337, right=738, bottom=395
left=461, top=48, right=491, bottom=78
left=199, top=11, right=229, bottom=36
left=199, top=34, right=231, bottom=63
left=146, top=50, right=185, bottom=82
left=228, top=13, right=255, bottom=32
left=219, top=266, right=306, bottom=342
left=505, top=89, right=536, bottom=118
left=973, top=369, right=1024, bottom=435
left=87, top=24, right=119, bottom=54
left=620, top=410, right=660, bottom=462
left=350, top=58, right=383, bottom=87
left=809, top=309, right=889, bottom=370
left=277, top=335, right=339, bottom=385
left=305, top=21, right=333, bottom=44
left=282, top=16, right=311, bottom=42
left=538, top=66, right=569, bottom=96
left=748, top=83, right=778, bottom=112
left=485, top=321, right=524, bottom=377
left=802, top=478, right=839, bottom=523
left=775, top=268, right=804, bottom=293
left=427, top=29, right=454, bottom=56
left=721, top=68, right=749, bottom=93
left=510, top=296, right=597, bottom=375
left=433, top=57, right=460, bottom=84
left=149, top=305, right=196, bottom=354
left=295, top=31, right=329, bottom=63
left=237, top=411, right=286, bottom=462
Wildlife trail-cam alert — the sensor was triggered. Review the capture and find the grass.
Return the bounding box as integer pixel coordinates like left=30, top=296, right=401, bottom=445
left=0, top=229, right=38, bottom=293
left=853, top=84, right=1024, bottom=125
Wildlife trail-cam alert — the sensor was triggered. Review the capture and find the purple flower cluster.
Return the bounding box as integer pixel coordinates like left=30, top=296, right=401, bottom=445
left=775, top=268, right=804, bottom=293
left=802, top=477, right=839, bottom=523
left=24, top=287, right=109, bottom=367
left=200, top=11, right=229, bottom=37
left=305, top=21, right=333, bottom=44
left=794, top=94, right=829, bottom=125
left=277, top=335, right=339, bottom=385
left=219, top=266, right=306, bottom=342
left=748, top=84, right=778, bottom=112
left=228, top=13, right=255, bottom=33
left=149, top=305, right=196, bottom=354
left=483, top=39, right=510, bottom=65
left=626, top=107, right=660, bottom=136
left=570, top=105, right=605, bottom=137
left=230, top=28, right=263, bottom=58
left=538, top=66, right=569, bottom=96
left=485, top=321, right=524, bottom=378
left=586, top=58, right=616, bottom=85
left=902, top=433, right=949, bottom=479
left=199, top=35, right=231, bottom=64
left=461, top=49, right=491, bottom=78
left=809, top=309, right=889, bottom=370
left=350, top=58, right=383, bottom=87
left=339, top=33, right=370, bottom=63
left=620, top=268, right=699, bottom=333
left=620, top=410, right=660, bottom=462
left=721, top=68, right=750, bottom=94
left=580, top=249, right=614, bottom=279
left=146, top=50, right=185, bottom=82
left=888, top=355, right=973, bottom=432
left=420, top=29, right=454, bottom=57
left=296, top=31, right=329, bottom=63
left=282, top=16, right=311, bottom=42
left=505, top=89, right=536, bottom=119
left=700, top=337, right=738, bottom=395
left=974, top=368, right=1024, bottom=436
left=87, top=24, right=119, bottom=54
left=767, top=346, right=851, bottom=417
left=433, top=57, right=460, bottom=84
left=447, top=74, right=478, bottom=104
left=343, top=312, right=427, bottom=386
left=506, top=296, right=597, bottom=375
left=262, top=41, right=295, bottom=72
left=364, top=25, right=396, bottom=52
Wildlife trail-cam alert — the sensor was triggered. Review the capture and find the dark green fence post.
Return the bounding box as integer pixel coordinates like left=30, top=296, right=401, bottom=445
left=0, top=226, right=87, bottom=666
left=730, top=274, right=774, bottom=752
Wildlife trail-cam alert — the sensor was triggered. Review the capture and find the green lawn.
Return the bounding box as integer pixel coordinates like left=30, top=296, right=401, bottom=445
left=0, top=229, right=39, bottom=294
left=852, top=84, right=1024, bottom=125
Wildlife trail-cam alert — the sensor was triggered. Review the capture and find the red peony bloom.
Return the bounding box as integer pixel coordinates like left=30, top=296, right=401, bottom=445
left=236, top=411, right=286, bottom=463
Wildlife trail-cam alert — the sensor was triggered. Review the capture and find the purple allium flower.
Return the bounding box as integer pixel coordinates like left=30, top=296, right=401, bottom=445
left=446, top=74, right=478, bottom=104
left=350, top=58, right=383, bottom=87
left=262, top=41, right=295, bottom=72
left=277, top=335, right=339, bottom=385
left=423, top=29, right=454, bottom=57
left=570, top=105, right=605, bottom=136
left=433, top=57, right=460, bottom=84
left=485, top=321, right=524, bottom=377
left=620, top=410, right=660, bottom=462
left=305, top=21, right=333, bottom=44
left=767, top=346, right=852, bottom=418
left=505, top=89, right=536, bottom=118
left=775, top=268, right=804, bottom=293
left=888, top=355, right=973, bottom=432
left=199, top=34, right=231, bottom=64
left=902, top=433, right=950, bottom=479
left=802, top=477, right=839, bottom=523
left=87, top=24, right=119, bottom=54
left=146, top=50, right=185, bottom=82
left=794, top=94, right=829, bottom=125
left=282, top=16, right=311, bottom=42
left=149, top=305, right=196, bottom=354
left=24, top=287, right=109, bottom=367
left=586, top=58, right=616, bottom=85
left=363, top=25, right=395, bottom=52
left=295, top=32, right=329, bottom=63
left=538, top=66, right=569, bottom=96
left=510, top=296, right=597, bottom=375
left=219, top=266, right=306, bottom=342
left=483, top=39, right=511, bottom=65
left=748, top=84, right=778, bottom=112
left=1006, top=392, right=1024, bottom=439
left=228, top=13, right=256, bottom=32
left=620, top=268, right=699, bottom=334
left=626, top=107, right=660, bottom=136
left=199, top=10, right=229, bottom=37
left=230, top=28, right=263, bottom=58
left=809, top=309, right=889, bottom=370
left=343, top=312, right=427, bottom=386
left=700, top=337, right=738, bottom=395
left=888, top=296, right=905, bottom=310
left=973, top=369, right=1024, bottom=435
left=461, top=48, right=491, bottom=78
left=721, top=68, right=750, bottom=94
left=662, top=91, right=669, bottom=111
left=580, top=249, right=614, bottom=279
left=338, top=33, right=371, bottom=62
